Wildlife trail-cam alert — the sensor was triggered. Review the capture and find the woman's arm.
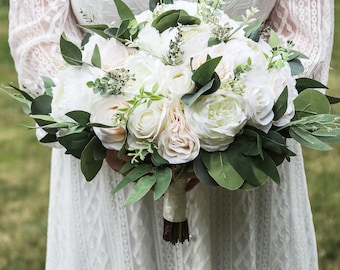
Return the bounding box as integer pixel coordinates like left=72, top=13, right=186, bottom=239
left=268, top=0, right=334, bottom=84
left=8, top=0, right=83, bottom=95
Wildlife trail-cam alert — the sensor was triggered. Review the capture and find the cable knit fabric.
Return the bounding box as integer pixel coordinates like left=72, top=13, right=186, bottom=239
left=8, top=0, right=334, bottom=269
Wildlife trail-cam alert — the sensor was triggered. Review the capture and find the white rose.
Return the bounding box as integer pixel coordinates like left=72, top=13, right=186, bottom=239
left=158, top=102, right=200, bottom=164
left=90, top=95, right=129, bottom=150
left=83, top=35, right=136, bottom=71
left=243, top=69, right=276, bottom=133
left=127, top=99, right=167, bottom=141
left=122, top=52, right=167, bottom=97
left=269, top=64, right=298, bottom=127
left=51, top=65, right=104, bottom=122
left=163, top=64, right=195, bottom=98
left=184, top=91, right=248, bottom=151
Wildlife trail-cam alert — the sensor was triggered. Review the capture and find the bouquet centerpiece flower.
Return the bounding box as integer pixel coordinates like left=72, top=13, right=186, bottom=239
left=3, top=0, right=340, bottom=244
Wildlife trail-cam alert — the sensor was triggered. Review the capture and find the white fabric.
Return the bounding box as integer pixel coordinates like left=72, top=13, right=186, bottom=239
left=8, top=0, right=334, bottom=269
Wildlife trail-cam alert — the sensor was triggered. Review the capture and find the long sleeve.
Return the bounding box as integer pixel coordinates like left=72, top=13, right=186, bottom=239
left=8, top=0, right=83, bottom=96
left=268, top=0, right=334, bottom=84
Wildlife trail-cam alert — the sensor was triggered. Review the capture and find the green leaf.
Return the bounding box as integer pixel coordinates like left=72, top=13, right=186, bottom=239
left=81, top=32, right=91, bottom=48
left=151, top=151, right=169, bottom=166
left=60, top=34, right=83, bottom=66
left=326, top=95, right=340, bottom=104
left=250, top=153, right=280, bottom=184
left=0, top=85, right=32, bottom=108
left=152, top=9, right=200, bottom=33
left=273, top=87, right=288, bottom=121
left=124, top=175, right=156, bottom=206
left=294, top=89, right=330, bottom=119
left=268, top=30, right=280, bottom=48
left=92, top=137, right=107, bottom=161
left=295, top=77, right=328, bottom=93
left=119, top=162, right=135, bottom=174
left=312, top=128, right=340, bottom=143
left=149, top=0, right=173, bottom=11
left=192, top=56, right=222, bottom=86
left=91, top=44, right=101, bottom=68
left=58, top=132, right=93, bottom=159
left=80, top=136, right=104, bottom=181
left=41, top=76, right=55, bottom=96
left=39, top=133, right=57, bottom=143
left=288, top=58, right=304, bottom=76
left=200, top=151, right=244, bottom=190
left=208, top=37, right=221, bottom=47
left=113, top=164, right=152, bottom=193
left=154, top=167, right=172, bottom=200
left=79, top=25, right=110, bottom=39
left=193, top=154, right=218, bottom=186
left=289, top=126, right=333, bottom=151
left=65, top=110, right=91, bottom=126
left=244, top=19, right=262, bottom=42
left=113, top=0, right=135, bottom=21
left=181, top=79, right=214, bottom=106
left=7, top=84, right=34, bottom=102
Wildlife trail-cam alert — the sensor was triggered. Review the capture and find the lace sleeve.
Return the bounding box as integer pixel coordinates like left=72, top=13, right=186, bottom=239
left=268, top=0, right=334, bottom=84
left=8, top=0, right=83, bottom=96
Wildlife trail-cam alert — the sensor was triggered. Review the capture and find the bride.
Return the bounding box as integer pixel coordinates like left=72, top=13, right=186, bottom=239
left=9, top=0, right=333, bottom=269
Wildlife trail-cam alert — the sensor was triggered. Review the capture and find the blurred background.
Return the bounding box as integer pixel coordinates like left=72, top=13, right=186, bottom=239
left=0, top=1, right=339, bottom=269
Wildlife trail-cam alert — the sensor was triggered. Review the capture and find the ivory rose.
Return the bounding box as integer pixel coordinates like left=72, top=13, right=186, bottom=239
left=158, top=102, right=200, bottom=164
left=90, top=95, right=130, bottom=150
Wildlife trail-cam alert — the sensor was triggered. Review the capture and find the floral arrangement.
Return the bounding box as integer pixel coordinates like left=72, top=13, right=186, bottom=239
left=3, top=0, right=340, bottom=244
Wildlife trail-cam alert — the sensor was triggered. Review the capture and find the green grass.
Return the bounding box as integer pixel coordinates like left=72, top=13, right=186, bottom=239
left=0, top=3, right=340, bottom=270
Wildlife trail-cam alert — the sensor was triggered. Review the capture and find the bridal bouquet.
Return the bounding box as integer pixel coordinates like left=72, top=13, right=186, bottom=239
left=3, top=0, right=340, bottom=244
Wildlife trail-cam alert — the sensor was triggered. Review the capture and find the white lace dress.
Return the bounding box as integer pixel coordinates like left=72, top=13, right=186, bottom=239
left=8, top=0, right=334, bottom=269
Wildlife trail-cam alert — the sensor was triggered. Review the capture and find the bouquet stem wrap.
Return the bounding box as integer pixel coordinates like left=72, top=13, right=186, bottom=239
left=162, top=177, right=189, bottom=244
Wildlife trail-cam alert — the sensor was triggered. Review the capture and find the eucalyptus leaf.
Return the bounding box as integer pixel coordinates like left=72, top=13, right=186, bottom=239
left=294, top=89, right=330, bottom=119
left=312, top=128, right=340, bottom=143
left=0, top=86, right=32, bottom=107
left=58, top=132, right=93, bottom=158
left=250, top=153, right=280, bottom=184
left=80, top=136, right=104, bottom=181
left=119, top=162, right=135, bottom=175
left=181, top=79, right=214, bottom=106
left=268, top=30, right=280, bottom=48
left=273, top=87, right=288, bottom=121
left=79, top=24, right=110, bottom=39
left=65, top=110, right=91, bottom=126
left=151, top=151, right=169, bottom=166
left=7, top=84, right=34, bottom=102
left=124, top=175, right=156, bottom=206
left=60, top=34, right=83, bottom=66
left=289, top=126, right=333, bottom=151
left=113, top=164, right=152, bottom=193
left=91, top=44, right=101, bottom=68
left=39, top=133, right=57, bottom=144
left=208, top=37, right=221, bottom=47
left=192, top=56, right=222, bottom=86
left=288, top=58, right=304, bottom=76
left=114, top=0, right=135, bottom=21
left=326, top=95, right=340, bottom=104
left=154, top=167, right=172, bottom=200
left=244, top=19, right=262, bottom=42
left=41, top=76, right=55, bottom=96
left=201, top=151, right=244, bottom=190
left=193, top=154, right=218, bottom=186
left=295, top=77, right=328, bottom=93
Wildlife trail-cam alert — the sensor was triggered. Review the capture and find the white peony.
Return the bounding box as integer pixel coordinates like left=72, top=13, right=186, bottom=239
left=90, top=95, right=130, bottom=151
left=157, top=101, right=200, bottom=164
left=184, top=91, right=248, bottom=151
left=51, top=65, right=104, bottom=123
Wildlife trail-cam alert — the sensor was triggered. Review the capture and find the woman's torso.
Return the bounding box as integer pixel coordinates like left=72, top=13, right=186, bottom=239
left=71, top=0, right=277, bottom=25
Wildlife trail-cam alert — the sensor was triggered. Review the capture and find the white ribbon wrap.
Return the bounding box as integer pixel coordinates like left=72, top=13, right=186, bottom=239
left=163, top=178, right=188, bottom=222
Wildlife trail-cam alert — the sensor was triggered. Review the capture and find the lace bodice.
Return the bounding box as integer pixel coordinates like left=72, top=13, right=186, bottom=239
left=8, top=0, right=334, bottom=269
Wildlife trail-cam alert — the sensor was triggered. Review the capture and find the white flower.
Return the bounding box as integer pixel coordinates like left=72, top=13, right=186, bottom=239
left=51, top=65, right=104, bottom=123
left=83, top=35, right=136, bottom=71
left=243, top=69, right=276, bottom=133
left=127, top=99, right=167, bottom=141
left=163, top=64, right=195, bottom=98
left=122, top=53, right=167, bottom=97
left=158, top=101, right=200, bottom=164
left=184, top=91, right=248, bottom=151
left=90, top=95, right=129, bottom=151
left=269, top=64, right=298, bottom=127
